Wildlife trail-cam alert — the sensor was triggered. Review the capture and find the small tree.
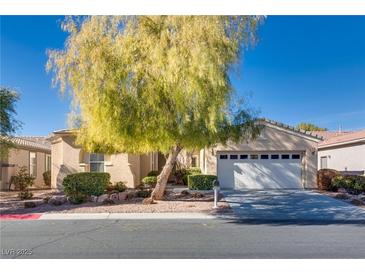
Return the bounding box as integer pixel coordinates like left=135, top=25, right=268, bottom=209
left=47, top=16, right=263, bottom=201
left=296, top=122, right=327, bottom=132
left=0, top=87, right=22, bottom=160
left=10, top=166, right=35, bottom=199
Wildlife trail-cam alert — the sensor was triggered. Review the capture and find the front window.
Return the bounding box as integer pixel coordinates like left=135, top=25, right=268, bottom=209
left=29, top=152, right=37, bottom=177
left=191, top=156, right=198, bottom=167
left=320, top=156, right=328, bottom=169
left=45, top=155, right=51, bottom=171
left=90, top=153, right=104, bottom=172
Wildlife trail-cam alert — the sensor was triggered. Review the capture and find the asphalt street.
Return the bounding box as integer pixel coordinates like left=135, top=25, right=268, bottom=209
left=1, top=218, right=364, bottom=259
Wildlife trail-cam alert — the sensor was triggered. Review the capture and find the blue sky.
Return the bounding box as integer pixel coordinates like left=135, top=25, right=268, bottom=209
left=1, top=16, right=365, bottom=136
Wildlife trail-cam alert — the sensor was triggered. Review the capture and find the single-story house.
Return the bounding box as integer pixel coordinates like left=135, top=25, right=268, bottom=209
left=0, top=137, right=52, bottom=190
left=50, top=119, right=321, bottom=190
left=316, top=129, right=365, bottom=175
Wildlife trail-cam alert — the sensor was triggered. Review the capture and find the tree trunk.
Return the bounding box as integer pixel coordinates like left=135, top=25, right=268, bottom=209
left=149, top=145, right=182, bottom=201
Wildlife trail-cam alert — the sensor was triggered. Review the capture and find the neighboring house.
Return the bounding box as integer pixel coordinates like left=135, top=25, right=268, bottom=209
left=317, top=129, right=365, bottom=175
left=0, top=137, right=52, bottom=190
left=50, top=119, right=321, bottom=190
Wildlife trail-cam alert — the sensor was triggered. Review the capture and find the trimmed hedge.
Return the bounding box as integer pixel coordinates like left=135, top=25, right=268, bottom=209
left=183, top=168, right=202, bottom=185
left=188, top=174, right=217, bottom=190
left=141, top=176, right=157, bottom=187
left=63, top=172, right=110, bottom=203
left=331, top=175, right=365, bottom=195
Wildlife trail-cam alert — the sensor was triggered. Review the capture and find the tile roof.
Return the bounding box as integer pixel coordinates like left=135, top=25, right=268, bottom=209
left=9, top=136, right=51, bottom=152
left=319, top=129, right=365, bottom=147
left=52, top=119, right=324, bottom=142
left=309, top=131, right=352, bottom=140
left=261, top=118, right=323, bottom=141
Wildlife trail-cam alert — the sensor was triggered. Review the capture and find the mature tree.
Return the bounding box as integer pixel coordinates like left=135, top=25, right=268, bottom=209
left=0, top=87, right=22, bottom=160
left=296, top=122, right=327, bottom=132
left=47, top=16, right=263, bottom=201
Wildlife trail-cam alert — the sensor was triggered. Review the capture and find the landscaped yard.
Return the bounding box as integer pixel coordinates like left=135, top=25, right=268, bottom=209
left=0, top=187, right=230, bottom=215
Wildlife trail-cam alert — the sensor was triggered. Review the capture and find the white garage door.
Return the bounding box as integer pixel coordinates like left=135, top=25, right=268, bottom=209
left=217, top=153, right=303, bottom=190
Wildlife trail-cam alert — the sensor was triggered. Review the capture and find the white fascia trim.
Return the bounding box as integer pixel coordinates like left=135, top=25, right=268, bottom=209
left=319, top=138, right=365, bottom=149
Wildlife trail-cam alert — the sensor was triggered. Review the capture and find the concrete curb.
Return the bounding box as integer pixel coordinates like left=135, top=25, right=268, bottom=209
left=39, top=212, right=216, bottom=220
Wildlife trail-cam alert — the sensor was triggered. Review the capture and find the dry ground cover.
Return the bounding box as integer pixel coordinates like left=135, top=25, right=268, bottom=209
left=0, top=189, right=230, bottom=215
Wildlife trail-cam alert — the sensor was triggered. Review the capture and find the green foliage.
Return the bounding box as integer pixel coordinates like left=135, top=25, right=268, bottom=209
left=188, top=174, right=217, bottom=190
left=331, top=175, right=365, bottom=194
left=0, top=87, right=22, bottom=160
left=10, top=166, right=35, bottom=200
left=188, top=167, right=202, bottom=174
left=147, top=170, right=160, bottom=176
left=19, top=191, right=33, bottom=200
left=43, top=170, right=51, bottom=186
left=141, top=176, right=157, bottom=187
left=173, top=166, right=202, bottom=185
left=136, top=189, right=152, bottom=198
left=69, top=192, right=87, bottom=204
left=296, top=123, right=327, bottom=131
left=47, top=16, right=263, bottom=155
left=62, top=172, right=110, bottom=202
left=10, top=166, right=35, bottom=191
left=113, top=181, right=127, bottom=192
left=183, top=167, right=202, bottom=184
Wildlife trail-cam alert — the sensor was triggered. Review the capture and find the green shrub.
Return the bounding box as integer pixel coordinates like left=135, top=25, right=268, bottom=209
left=63, top=172, right=110, bottom=203
left=136, top=189, right=152, bottom=198
left=19, top=191, right=33, bottom=200
left=183, top=168, right=202, bottom=184
left=188, top=174, right=217, bottom=190
left=174, top=167, right=202, bottom=185
left=317, top=169, right=340, bottom=190
left=147, top=170, right=160, bottom=176
left=331, top=175, right=365, bottom=194
left=141, top=176, right=157, bottom=187
left=43, top=170, right=51, bottom=186
left=68, top=192, right=88, bottom=204
left=188, top=167, right=202, bottom=174
left=113, top=181, right=127, bottom=192
left=10, top=166, right=35, bottom=199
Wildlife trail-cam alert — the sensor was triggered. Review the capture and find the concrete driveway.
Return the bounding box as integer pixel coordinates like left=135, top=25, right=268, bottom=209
left=222, top=190, right=365, bottom=224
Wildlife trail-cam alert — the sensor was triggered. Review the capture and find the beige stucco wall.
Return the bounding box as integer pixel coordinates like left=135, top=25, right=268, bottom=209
left=318, top=143, right=365, bottom=172
left=1, top=148, right=51, bottom=190
left=50, top=134, right=151, bottom=189
left=200, top=125, right=319, bottom=189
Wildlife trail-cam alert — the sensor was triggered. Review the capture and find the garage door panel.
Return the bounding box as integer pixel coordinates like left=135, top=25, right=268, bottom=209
left=233, top=162, right=301, bottom=189
left=217, top=153, right=303, bottom=190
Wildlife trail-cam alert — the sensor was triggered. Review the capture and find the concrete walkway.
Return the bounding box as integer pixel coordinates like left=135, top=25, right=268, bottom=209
left=222, top=190, right=365, bottom=223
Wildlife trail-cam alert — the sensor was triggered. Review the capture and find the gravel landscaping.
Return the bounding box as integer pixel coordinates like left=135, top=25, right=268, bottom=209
left=318, top=190, right=365, bottom=207
left=0, top=189, right=230, bottom=215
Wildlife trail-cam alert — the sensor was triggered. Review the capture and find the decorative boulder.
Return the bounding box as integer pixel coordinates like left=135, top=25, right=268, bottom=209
left=48, top=195, right=67, bottom=206
left=102, top=198, right=115, bottom=205
left=110, top=193, right=119, bottom=202
left=337, top=188, right=347, bottom=194
left=97, top=194, right=109, bottom=203
left=118, top=192, right=128, bottom=201
left=89, top=195, right=98, bottom=203
left=335, top=193, right=349, bottom=200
